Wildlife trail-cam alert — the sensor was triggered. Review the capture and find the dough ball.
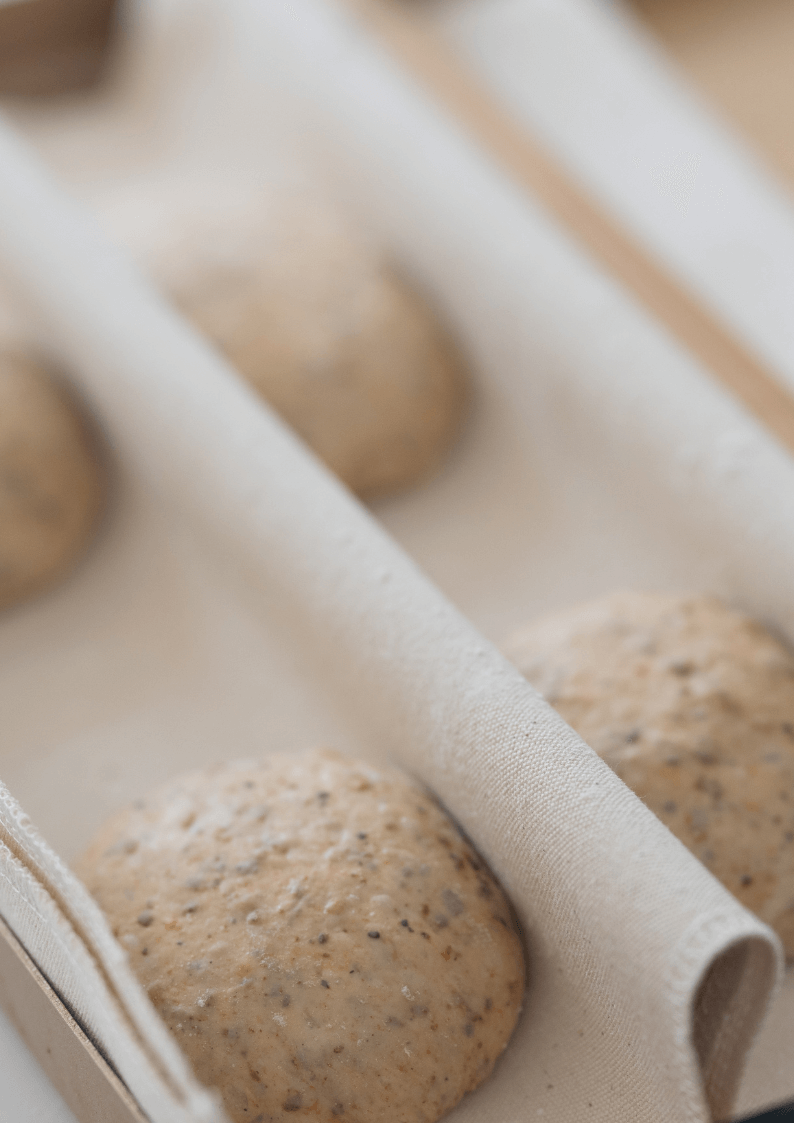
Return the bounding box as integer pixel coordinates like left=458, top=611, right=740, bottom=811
left=504, top=592, right=794, bottom=954
left=76, top=748, right=525, bottom=1123
left=100, top=182, right=468, bottom=499
left=0, top=350, right=106, bottom=612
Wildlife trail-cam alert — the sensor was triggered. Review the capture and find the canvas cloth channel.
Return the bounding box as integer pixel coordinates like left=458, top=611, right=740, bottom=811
left=0, top=107, right=786, bottom=1121
left=433, top=0, right=794, bottom=401
left=0, top=781, right=227, bottom=1123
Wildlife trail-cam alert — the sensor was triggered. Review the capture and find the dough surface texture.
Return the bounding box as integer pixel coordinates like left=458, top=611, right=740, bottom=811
left=504, top=591, right=794, bottom=954
left=0, top=350, right=105, bottom=612
left=76, top=749, right=525, bottom=1123
left=100, top=183, right=468, bottom=499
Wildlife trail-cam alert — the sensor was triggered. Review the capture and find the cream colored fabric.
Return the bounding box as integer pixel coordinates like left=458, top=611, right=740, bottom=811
left=434, top=0, right=794, bottom=400
left=0, top=782, right=226, bottom=1123
left=423, top=3, right=794, bottom=1111
left=0, top=3, right=790, bottom=1118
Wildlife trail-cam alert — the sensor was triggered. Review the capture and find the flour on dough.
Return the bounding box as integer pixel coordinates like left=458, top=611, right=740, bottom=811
left=76, top=748, right=525, bottom=1123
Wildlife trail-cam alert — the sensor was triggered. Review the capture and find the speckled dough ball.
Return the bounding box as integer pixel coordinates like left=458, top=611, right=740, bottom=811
left=503, top=592, right=794, bottom=955
left=100, top=183, right=468, bottom=499
left=76, top=749, right=525, bottom=1123
left=0, top=350, right=105, bottom=612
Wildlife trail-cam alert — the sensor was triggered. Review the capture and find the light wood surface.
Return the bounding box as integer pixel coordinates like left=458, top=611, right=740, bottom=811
left=0, top=915, right=148, bottom=1123
left=347, top=0, right=794, bottom=458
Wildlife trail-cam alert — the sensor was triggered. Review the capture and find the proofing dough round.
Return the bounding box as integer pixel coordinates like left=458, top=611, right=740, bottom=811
left=76, top=749, right=525, bottom=1123
left=503, top=591, right=794, bottom=955
left=0, top=350, right=105, bottom=612
left=100, top=183, right=468, bottom=499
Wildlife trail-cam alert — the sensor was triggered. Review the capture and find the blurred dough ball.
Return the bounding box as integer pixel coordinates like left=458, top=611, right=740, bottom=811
left=0, top=350, right=106, bottom=611
left=99, top=180, right=468, bottom=499
left=503, top=592, right=794, bottom=955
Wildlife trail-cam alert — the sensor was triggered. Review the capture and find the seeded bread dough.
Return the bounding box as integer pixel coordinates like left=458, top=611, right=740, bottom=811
left=75, top=748, right=525, bottom=1123
left=0, top=350, right=105, bottom=612
left=99, top=183, right=468, bottom=499
left=503, top=591, right=794, bottom=955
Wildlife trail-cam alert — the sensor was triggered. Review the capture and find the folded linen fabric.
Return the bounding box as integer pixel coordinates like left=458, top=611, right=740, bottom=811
left=434, top=0, right=794, bottom=397
left=0, top=19, right=788, bottom=1117
left=0, top=781, right=225, bottom=1123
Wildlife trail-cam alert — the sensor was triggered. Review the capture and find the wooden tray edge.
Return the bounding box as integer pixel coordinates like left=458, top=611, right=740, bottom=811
left=0, top=912, right=147, bottom=1123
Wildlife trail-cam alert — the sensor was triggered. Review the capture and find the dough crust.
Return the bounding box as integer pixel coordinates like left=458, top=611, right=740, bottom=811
left=504, top=592, right=794, bottom=955
left=102, top=184, right=468, bottom=499
left=0, top=350, right=105, bottom=612
left=76, top=749, right=525, bottom=1123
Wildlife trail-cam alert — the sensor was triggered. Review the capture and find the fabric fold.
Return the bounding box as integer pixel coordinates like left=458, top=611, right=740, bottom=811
left=0, top=780, right=227, bottom=1123
left=0, top=92, right=787, bottom=1122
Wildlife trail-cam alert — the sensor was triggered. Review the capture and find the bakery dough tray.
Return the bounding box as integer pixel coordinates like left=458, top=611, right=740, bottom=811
left=1, top=1, right=794, bottom=1121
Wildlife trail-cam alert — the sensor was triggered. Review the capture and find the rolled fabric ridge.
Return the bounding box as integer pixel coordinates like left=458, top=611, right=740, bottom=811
left=231, top=0, right=794, bottom=646
left=0, top=87, right=782, bottom=1123
left=0, top=781, right=226, bottom=1123
left=433, top=0, right=794, bottom=396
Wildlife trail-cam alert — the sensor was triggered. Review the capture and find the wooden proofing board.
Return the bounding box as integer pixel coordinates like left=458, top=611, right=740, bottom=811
left=0, top=1, right=793, bottom=1121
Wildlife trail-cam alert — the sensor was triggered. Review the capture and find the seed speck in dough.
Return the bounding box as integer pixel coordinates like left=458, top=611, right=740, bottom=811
left=504, top=591, right=794, bottom=955
left=76, top=749, right=526, bottom=1122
